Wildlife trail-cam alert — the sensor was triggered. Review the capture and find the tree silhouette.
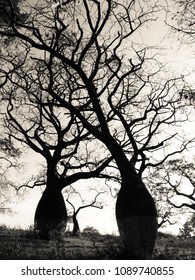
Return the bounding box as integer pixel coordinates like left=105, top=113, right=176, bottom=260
left=165, top=160, right=195, bottom=211
left=180, top=213, right=195, bottom=237
left=0, top=0, right=193, bottom=258
left=66, top=189, right=104, bottom=236
left=0, top=135, right=21, bottom=214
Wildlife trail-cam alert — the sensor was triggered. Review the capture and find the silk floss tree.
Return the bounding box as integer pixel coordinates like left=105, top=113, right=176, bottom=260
left=0, top=0, right=192, bottom=258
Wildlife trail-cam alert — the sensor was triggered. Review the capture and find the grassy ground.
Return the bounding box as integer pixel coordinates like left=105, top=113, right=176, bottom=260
left=0, top=225, right=195, bottom=259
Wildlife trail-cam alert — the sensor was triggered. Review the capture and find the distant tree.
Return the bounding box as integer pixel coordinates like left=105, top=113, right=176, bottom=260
left=0, top=0, right=193, bottom=258
left=66, top=188, right=104, bottom=236
left=165, top=159, right=195, bottom=211
left=0, top=136, right=21, bottom=214
left=82, top=226, right=100, bottom=238
left=146, top=169, right=179, bottom=229
left=145, top=158, right=195, bottom=233
left=180, top=214, right=195, bottom=238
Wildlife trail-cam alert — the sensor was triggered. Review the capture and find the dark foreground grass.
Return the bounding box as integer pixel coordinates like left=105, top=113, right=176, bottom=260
left=0, top=225, right=195, bottom=260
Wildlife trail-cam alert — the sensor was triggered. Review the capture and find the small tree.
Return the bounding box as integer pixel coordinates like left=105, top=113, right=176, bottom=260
left=0, top=136, right=21, bottom=214
left=66, top=188, right=104, bottom=236
left=180, top=214, right=195, bottom=238
left=164, top=159, right=195, bottom=212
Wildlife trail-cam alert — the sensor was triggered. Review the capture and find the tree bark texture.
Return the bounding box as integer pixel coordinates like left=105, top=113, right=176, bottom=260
left=116, top=177, right=158, bottom=259
left=34, top=187, right=67, bottom=239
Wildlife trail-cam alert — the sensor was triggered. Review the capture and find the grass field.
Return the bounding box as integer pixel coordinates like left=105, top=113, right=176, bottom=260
left=0, top=225, right=195, bottom=259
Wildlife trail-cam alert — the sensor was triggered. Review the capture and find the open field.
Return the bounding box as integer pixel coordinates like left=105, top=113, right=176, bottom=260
left=0, top=225, right=195, bottom=260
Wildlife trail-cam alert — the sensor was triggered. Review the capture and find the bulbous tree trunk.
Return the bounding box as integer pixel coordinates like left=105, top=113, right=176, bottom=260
left=116, top=175, right=158, bottom=259
left=34, top=186, right=67, bottom=239
left=104, top=137, right=158, bottom=259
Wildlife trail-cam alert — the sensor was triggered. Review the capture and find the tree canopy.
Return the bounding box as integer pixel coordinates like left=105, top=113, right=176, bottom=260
left=0, top=1, right=194, bottom=246
left=0, top=0, right=192, bottom=184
